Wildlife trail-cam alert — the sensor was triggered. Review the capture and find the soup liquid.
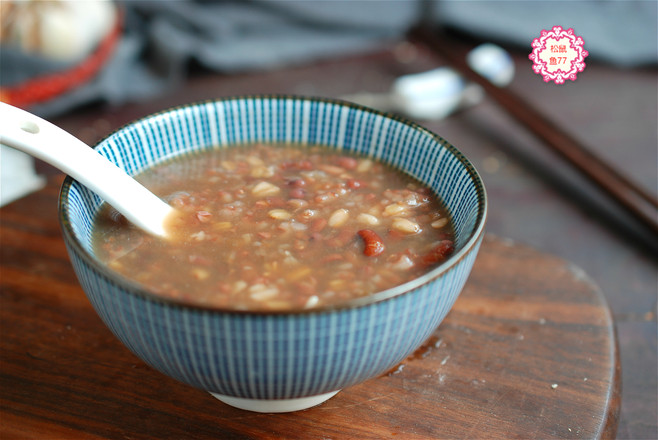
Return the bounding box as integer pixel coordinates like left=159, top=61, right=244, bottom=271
left=93, top=144, right=454, bottom=311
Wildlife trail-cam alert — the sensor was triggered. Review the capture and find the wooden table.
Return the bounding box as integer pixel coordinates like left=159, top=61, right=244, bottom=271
left=0, top=175, right=619, bottom=438
left=1, top=32, right=656, bottom=438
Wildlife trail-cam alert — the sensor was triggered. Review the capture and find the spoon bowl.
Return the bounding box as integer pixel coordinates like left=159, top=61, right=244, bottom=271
left=0, top=102, right=174, bottom=237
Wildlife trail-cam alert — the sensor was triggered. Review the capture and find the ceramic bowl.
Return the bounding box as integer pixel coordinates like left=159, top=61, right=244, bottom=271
left=59, top=96, right=487, bottom=413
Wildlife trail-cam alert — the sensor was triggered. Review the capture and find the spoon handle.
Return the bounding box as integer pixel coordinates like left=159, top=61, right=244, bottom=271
left=0, top=103, right=173, bottom=237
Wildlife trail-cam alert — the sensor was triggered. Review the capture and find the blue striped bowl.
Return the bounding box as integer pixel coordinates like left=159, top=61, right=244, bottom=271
left=59, top=96, right=487, bottom=413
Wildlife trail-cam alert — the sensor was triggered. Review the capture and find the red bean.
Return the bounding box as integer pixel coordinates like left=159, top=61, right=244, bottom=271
left=310, top=218, right=327, bottom=232
left=289, top=188, right=306, bottom=199
left=420, top=240, right=454, bottom=267
left=346, top=179, right=366, bottom=189
left=326, top=228, right=355, bottom=248
left=337, top=156, right=358, bottom=170
left=281, top=160, right=313, bottom=170
left=358, top=229, right=385, bottom=257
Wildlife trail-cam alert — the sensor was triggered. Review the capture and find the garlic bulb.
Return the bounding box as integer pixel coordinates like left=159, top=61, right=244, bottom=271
left=0, top=0, right=118, bottom=62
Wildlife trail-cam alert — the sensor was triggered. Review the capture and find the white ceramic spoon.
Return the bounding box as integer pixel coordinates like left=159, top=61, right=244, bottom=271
left=0, top=102, right=174, bottom=238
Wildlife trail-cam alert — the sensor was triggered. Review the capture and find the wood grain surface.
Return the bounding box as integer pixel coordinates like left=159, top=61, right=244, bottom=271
left=0, top=175, right=619, bottom=439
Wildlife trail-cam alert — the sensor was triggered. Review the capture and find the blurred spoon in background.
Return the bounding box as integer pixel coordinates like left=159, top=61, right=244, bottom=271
left=342, top=43, right=514, bottom=120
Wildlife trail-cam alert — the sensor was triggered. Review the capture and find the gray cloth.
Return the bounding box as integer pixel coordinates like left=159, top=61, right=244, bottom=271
left=2, top=0, right=656, bottom=118
left=437, top=0, right=658, bottom=67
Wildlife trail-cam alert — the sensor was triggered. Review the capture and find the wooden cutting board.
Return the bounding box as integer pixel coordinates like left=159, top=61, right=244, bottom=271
left=0, top=180, right=619, bottom=439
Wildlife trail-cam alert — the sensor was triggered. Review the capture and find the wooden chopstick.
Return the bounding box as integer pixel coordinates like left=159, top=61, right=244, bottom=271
left=409, top=25, right=658, bottom=236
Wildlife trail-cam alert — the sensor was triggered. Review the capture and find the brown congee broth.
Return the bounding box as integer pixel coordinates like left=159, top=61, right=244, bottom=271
left=93, top=144, right=455, bottom=311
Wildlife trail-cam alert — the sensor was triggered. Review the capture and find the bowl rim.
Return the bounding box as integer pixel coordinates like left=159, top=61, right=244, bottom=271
left=58, top=94, right=487, bottom=315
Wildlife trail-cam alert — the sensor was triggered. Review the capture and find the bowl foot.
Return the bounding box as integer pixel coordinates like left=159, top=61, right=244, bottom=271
left=209, top=390, right=340, bottom=413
